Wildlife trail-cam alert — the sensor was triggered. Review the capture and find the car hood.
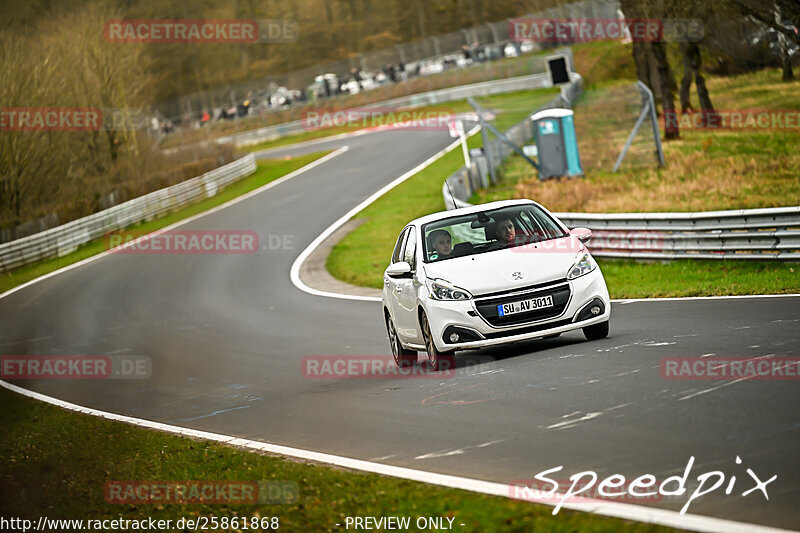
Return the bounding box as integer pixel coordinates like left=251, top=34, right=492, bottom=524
left=422, top=239, right=584, bottom=295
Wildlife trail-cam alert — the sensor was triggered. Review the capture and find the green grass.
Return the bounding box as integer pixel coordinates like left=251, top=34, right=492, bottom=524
left=327, top=132, right=486, bottom=289
left=0, top=152, right=329, bottom=295
left=240, top=126, right=359, bottom=153
left=601, top=260, right=799, bottom=298
left=469, top=68, right=799, bottom=214
left=0, top=387, right=686, bottom=532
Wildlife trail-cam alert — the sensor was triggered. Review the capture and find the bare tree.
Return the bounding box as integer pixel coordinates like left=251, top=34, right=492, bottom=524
left=730, top=0, right=799, bottom=80
left=0, top=33, right=62, bottom=223
left=619, top=0, right=681, bottom=139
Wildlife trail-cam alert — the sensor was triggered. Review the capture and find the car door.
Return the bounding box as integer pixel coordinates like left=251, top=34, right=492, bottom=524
left=394, top=227, right=423, bottom=343
left=385, top=226, right=409, bottom=324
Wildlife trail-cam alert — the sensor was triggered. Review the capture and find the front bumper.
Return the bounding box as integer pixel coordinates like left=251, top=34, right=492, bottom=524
left=424, top=269, right=611, bottom=352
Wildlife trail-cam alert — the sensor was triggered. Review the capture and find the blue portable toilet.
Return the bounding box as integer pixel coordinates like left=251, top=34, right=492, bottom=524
left=530, top=108, right=582, bottom=179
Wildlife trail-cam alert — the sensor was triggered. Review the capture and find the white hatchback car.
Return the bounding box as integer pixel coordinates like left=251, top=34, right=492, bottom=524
left=382, top=200, right=611, bottom=370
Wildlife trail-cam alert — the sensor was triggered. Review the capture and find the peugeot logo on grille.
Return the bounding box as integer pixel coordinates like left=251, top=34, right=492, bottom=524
left=512, top=271, right=523, bottom=280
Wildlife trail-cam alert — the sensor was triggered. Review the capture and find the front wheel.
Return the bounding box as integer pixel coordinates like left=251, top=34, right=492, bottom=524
left=583, top=320, right=609, bottom=341
left=386, top=314, right=417, bottom=367
left=420, top=311, right=455, bottom=371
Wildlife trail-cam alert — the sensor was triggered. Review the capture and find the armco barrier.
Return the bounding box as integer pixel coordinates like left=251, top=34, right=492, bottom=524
left=0, top=154, right=257, bottom=273
left=439, top=194, right=800, bottom=260
left=555, top=207, right=800, bottom=260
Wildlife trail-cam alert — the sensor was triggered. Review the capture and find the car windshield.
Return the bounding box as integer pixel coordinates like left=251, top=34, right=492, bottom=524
left=421, top=205, right=568, bottom=263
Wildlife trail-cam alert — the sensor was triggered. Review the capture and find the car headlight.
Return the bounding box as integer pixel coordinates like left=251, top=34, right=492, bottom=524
left=567, top=253, right=597, bottom=280
left=429, top=279, right=473, bottom=301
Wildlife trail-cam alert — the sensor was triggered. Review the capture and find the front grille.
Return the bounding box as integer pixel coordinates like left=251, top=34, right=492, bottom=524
left=482, top=318, right=573, bottom=339
left=473, top=278, right=567, bottom=299
left=474, top=282, right=571, bottom=327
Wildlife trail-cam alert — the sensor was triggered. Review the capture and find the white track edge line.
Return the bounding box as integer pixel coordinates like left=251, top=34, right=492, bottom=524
left=0, top=379, right=793, bottom=533
left=2, top=131, right=797, bottom=533
left=0, top=146, right=349, bottom=303
left=251, top=129, right=373, bottom=155
left=289, top=125, right=481, bottom=302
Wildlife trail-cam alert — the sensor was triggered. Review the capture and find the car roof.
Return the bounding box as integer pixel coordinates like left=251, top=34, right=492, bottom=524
left=406, top=199, right=540, bottom=227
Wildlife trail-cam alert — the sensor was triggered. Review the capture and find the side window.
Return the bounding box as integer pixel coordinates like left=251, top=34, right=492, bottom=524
left=403, top=228, right=417, bottom=269
left=391, top=228, right=409, bottom=264
left=523, top=208, right=565, bottom=239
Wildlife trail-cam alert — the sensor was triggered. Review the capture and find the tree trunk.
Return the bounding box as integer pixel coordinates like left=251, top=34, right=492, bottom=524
left=781, top=53, right=794, bottom=80
left=691, top=43, right=717, bottom=126
left=650, top=41, right=680, bottom=139
left=679, top=43, right=693, bottom=112
left=632, top=40, right=653, bottom=91
left=415, top=0, right=427, bottom=38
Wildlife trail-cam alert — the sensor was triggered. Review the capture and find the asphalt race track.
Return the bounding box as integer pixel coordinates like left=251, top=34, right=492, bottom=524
left=2, top=127, right=799, bottom=531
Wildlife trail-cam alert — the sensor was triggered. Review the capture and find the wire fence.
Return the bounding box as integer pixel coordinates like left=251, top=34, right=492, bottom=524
left=154, top=0, right=623, bottom=134
left=576, top=83, right=663, bottom=172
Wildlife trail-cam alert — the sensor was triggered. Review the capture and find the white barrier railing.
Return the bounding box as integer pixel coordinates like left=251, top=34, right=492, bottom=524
left=219, top=72, right=556, bottom=148
left=0, top=154, right=257, bottom=273
left=555, top=207, right=800, bottom=260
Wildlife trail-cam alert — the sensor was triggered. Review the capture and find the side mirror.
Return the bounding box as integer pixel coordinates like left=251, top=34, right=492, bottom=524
left=570, top=227, right=592, bottom=243
left=386, top=261, right=412, bottom=278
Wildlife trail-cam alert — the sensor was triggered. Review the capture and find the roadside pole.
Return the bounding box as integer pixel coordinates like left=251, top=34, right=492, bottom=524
left=449, top=119, right=470, bottom=168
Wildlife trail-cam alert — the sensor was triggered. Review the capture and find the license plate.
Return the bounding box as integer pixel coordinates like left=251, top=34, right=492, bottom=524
left=498, top=295, right=554, bottom=316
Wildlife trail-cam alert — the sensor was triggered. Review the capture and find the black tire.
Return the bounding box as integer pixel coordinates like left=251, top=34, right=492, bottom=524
left=420, top=311, right=455, bottom=371
left=583, top=320, right=610, bottom=341
left=386, top=314, right=416, bottom=367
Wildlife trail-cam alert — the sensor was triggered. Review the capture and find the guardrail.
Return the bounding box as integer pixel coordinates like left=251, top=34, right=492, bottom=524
left=0, top=154, right=257, bottom=273
left=219, top=71, right=557, bottom=148
left=556, top=207, right=800, bottom=260
left=441, top=198, right=800, bottom=261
